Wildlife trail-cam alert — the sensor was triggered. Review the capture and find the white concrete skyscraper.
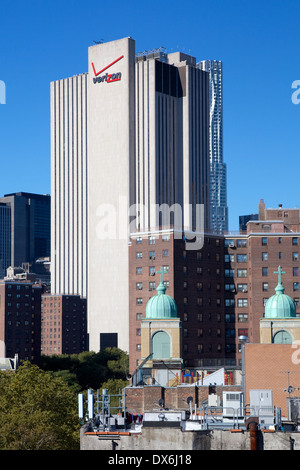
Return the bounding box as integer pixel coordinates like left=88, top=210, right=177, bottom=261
left=198, top=60, right=228, bottom=233
left=50, top=38, right=210, bottom=353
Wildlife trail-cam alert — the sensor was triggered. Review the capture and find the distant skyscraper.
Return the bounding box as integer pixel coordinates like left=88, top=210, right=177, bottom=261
left=0, top=203, right=11, bottom=278
left=0, top=192, right=50, bottom=273
left=198, top=60, right=228, bottom=233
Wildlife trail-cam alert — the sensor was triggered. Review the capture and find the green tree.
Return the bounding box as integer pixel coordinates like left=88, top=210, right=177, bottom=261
left=0, top=362, right=80, bottom=450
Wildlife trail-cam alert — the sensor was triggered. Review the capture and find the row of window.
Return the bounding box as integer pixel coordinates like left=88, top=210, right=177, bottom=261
left=261, top=237, right=298, bottom=246
left=225, top=268, right=299, bottom=277
left=225, top=252, right=299, bottom=263
left=226, top=237, right=299, bottom=247
left=136, top=235, right=170, bottom=244
left=136, top=265, right=169, bottom=275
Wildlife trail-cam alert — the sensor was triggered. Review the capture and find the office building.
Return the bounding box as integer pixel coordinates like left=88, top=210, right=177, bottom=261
left=198, top=60, right=228, bottom=233
left=0, top=192, right=50, bottom=272
left=0, top=203, right=11, bottom=279
left=51, top=37, right=211, bottom=353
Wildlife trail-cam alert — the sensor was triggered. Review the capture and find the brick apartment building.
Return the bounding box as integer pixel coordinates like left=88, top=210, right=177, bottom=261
left=129, top=200, right=300, bottom=376
left=0, top=278, right=43, bottom=364
left=41, top=294, right=87, bottom=356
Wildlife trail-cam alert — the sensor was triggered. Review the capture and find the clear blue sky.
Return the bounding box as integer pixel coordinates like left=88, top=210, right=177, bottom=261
left=0, top=0, right=299, bottom=230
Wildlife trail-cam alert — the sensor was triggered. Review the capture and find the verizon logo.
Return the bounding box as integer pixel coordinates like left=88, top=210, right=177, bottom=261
left=92, top=55, right=124, bottom=84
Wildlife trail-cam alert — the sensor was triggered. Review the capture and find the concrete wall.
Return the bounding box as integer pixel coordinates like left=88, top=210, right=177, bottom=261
left=80, top=427, right=300, bottom=450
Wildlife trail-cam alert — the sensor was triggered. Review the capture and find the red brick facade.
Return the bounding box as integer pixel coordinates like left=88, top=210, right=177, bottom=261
left=41, top=294, right=87, bottom=355
left=129, top=210, right=300, bottom=375
left=244, top=343, right=300, bottom=417
left=125, top=384, right=242, bottom=414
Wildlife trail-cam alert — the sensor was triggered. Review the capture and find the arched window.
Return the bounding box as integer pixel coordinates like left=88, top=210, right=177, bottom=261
left=273, top=330, right=292, bottom=344
left=152, top=331, right=170, bottom=359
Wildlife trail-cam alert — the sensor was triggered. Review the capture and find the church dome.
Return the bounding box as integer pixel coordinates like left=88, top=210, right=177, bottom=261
left=264, top=266, right=296, bottom=319
left=146, top=269, right=178, bottom=319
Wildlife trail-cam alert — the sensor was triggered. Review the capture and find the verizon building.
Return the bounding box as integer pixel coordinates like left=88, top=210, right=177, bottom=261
left=51, top=37, right=210, bottom=353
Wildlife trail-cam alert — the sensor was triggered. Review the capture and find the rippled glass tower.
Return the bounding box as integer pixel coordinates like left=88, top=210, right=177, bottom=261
left=198, top=60, right=228, bottom=233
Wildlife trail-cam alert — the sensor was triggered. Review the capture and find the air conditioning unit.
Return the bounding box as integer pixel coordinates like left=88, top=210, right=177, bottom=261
left=222, top=391, right=244, bottom=418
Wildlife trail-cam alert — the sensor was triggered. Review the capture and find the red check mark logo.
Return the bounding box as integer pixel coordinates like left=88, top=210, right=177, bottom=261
left=91, top=55, right=124, bottom=77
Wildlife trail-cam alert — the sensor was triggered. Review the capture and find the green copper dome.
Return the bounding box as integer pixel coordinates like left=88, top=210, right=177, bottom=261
left=264, top=266, right=296, bottom=319
left=146, top=268, right=178, bottom=319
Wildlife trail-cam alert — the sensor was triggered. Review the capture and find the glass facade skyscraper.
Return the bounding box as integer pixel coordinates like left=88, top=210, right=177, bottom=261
left=198, top=60, right=228, bottom=233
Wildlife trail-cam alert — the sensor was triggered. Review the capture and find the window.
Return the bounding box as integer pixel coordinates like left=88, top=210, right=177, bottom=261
left=136, top=252, right=142, bottom=259
left=225, top=254, right=234, bottom=262
left=293, top=267, right=299, bottom=276
left=238, top=328, right=248, bottom=337
left=225, top=284, right=235, bottom=292
left=136, top=237, right=142, bottom=244
left=294, top=298, right=300, bottom=307
left=183, top=313, right=188, bottom=321
left=262, top=252, right=268, bottom=261
left=262, top=267, right=268, bottom=276
left=149, top=266, right=155, bottom=276
left=163, top=249, right=169, bottom=257
left=197, top=297, right=203, bottom=306
left=136, top=313, right=143, bottom=320
left=149, top=251, right=155, bottom=260
left=136, top=328, right=141, bottom=336
left=136, top=298, right=143, bottom=305
left=197, top=252, right=202, bottom=261
left=136, top=267, right=142, bottom=275
left=238, top=313, right=248, bottom=323
left=278, top=237, right=282, bottom=244
left=237, top=284, right=248, bottom=293
left=197, top=282, right=203, bottom=291
left=237, top=239, right=247, bottom=247
left=149, top=282, right=156, bottom=291
left=262, top=237, right=267, bottom=246
left=225, top=299, right=235, bottom=307
left=237, top=269, right=247, bottom=278
left=163, top=265, right=169, bottom=273
left=149, top=236, right=156, bottom=245
left=136, top=282, right=143, bottom=290
left=162, top=234, right=169, bottom=241
left=225, top=329, right=236, bottom=338
left=237, top=299, right=248, bottom=307
left=293, top=252, right=299, bottom=261
left=279, top=252, right=282, bottom=259
left=262, top=282, right=268, bottom=291
left=294, top=282, right=299, bottom=291
left=225, top=269, right=234, bottom=277
left=237, top=254, right=247, bottom=263
left=225, top=239, right=234, bottom=247
left=293, top=238, right=298, bottom=245
left=225, top=313, right=235, bottom=323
